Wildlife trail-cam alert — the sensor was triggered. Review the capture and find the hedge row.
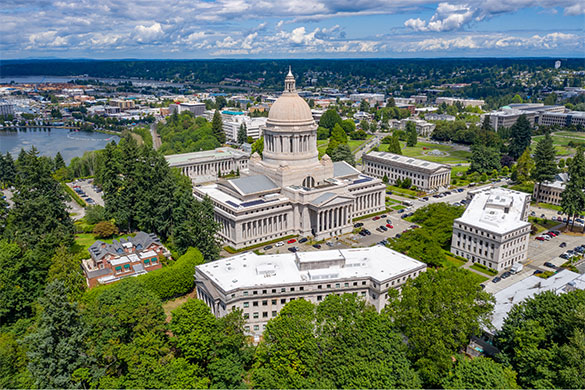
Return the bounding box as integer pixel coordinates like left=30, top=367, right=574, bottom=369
left=62, top=183, right=87, bottom=207
left=139, top=247, right=205, bottom=301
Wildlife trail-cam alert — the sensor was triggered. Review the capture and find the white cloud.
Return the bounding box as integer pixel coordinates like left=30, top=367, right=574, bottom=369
left=134, top=22, right=164, bottom=43
left=405, top=2, right=476, bottom=32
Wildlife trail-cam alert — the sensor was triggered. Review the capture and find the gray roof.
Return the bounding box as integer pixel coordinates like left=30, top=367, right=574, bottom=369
left=311, top=192, right=337, bottom=206
left=88, top=231, right=161, bottom=262
left=333, top=161, right=359, bottom=178
left=229, top=175, right=278, bottom=195
left=85, top=268, right=113, bottom=279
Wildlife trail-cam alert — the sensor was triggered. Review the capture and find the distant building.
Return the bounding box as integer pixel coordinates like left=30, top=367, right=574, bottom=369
left=436, top=97, right=485, bottom=108
left=223, top=115, right=267, bottom=141
left=363, top=151, right=451, bottom=190
left=165, top=147, right=250, bottom=184
left=484, top=104, right=567, bottom=130
left=177, top=102, right=206, bottom=116
left=82, top=232, right=171, bottom=288
left=349, top=93, right=385, bottom=105
left=395, top=102, right=416, bottom=115
left=195, top=246, right=427, bottom=336
left=540, top=111, right=585, bottom=128
left=412, top=95, right=428, bottom=104
left=425, top=113, right=455, bottom=121
left=451, top=187, right=531, bottom=271
left=401, top=118, right=435, bottom=137
left=533, top=173, right=569, bottom=206
left=109, top=99, right=135, bottom=110
left=0, top=101, right=15, bottom=117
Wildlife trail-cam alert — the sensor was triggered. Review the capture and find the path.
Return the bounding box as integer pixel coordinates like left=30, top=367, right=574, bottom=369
left=151, top=122, right=162, bottom=150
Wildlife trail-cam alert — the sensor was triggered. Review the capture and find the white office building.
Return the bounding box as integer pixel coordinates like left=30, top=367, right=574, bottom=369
left=193, top=70, right=385, bottom=248
left=363, top=151, right=451, bottom=191
left=436, top=97, right=485, bottom=107
left=195, top=246, right=427, bottom=336
left=451, top=187, right=531, bottom=271
left=165, top=147, right=250, bottom=184
left=223, top=115, right=267, bottom=141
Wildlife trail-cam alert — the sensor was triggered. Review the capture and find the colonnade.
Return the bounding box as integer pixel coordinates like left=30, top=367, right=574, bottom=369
left=181, top=159, right=247, bottom=177
left=242, top=214, right=288, bottom=239
left=354, top=192, right=383, bottom=212
left=265, top=133, right=316, bottom=154
left=429, top=172, right=450, bottom=188
left=317, top=205, right=351, bottom=233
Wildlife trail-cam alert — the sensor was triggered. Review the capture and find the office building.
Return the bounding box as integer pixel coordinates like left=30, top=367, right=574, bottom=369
left=195, top=246, right=427, bottom=336
left=363, top=151, right=451, bottom=191
left=436, top=97, right=485, bottom=108
left=165, top=147, right=250, bottom=184
left=109, top=99, right=135, bottom=110
left=223, top=115, right=267, bottom=141
left=0, top=101, right=15, bottom=117
left=539, top=111, right=585, bottom=128
left=533, top=173, right=569, bottom=206
left=451, top=188, right=531, bottom=271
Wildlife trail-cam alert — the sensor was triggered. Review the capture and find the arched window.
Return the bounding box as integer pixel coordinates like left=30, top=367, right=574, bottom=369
left=302, top=176, right=315, bottom=188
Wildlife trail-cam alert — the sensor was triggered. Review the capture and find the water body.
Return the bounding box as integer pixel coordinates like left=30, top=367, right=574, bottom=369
left=0, top=75, right=181, bottom=87
left=0, top=128, right=119, bottom=163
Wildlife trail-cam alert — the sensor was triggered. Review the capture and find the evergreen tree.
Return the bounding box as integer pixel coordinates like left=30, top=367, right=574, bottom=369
left=330, top=123, right=348, bottom=144
left=359, top=99, right=370, bottom=112
left=561, top=146, right=585, bottom=229
left=532, top=132, right=558, bottom=201
left=237, top=123, right=247, bottom=144
left=331, top=144, right=355, bottom=166
left=469, top=144, right=501, bottom=174
left=0, top=152, right=16, bottom=188
left=25, top=280, right=87, bottom=389
left=514, top=147, right=534, bottom=183
left=508, top=115, right=532, bottom=159
left=211, top=110, right=225, bottom=144
left=387, top=134, right=402, bottom=154
left=54, top=152, right=66, bottom=171
left=406, top=121, right=417, bottom=147
left=319, top=109, right=342, bottom=131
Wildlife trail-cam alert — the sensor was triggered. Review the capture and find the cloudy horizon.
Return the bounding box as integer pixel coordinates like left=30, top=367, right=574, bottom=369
left=1, top=0, right=584, bottom=59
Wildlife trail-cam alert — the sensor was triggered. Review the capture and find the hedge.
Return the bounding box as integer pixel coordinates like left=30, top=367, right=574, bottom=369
left=139, top=247, right=205, bottom=301
left=62, top=183, right=87, bottom=207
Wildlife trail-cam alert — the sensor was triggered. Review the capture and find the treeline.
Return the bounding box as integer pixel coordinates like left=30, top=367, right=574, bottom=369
left=157, top=111, right=220, bottom=155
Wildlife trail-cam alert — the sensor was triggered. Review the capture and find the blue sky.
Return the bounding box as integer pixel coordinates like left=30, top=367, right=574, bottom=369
left=1, top=1, right=584, bottom=59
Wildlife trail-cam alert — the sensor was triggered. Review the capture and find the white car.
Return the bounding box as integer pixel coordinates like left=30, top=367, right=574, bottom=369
left=539, top=235, right=551, bottom=241
left=275, top=242, right=284, bottom=247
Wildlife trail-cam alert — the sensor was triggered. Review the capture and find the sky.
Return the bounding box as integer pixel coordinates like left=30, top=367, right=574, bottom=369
left=1, top=0, right=584, bottom=59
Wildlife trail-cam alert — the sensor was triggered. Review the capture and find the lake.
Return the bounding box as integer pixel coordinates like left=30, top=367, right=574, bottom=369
left=0, top=128, right=119, bottom=163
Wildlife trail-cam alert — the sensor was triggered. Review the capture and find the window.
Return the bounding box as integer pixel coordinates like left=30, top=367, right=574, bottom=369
left=272, top=289, right=277, bottom=293
left=231, top=294, right=235, bottom=298
left=262, top=300, right=268, bottom=306
left=271, top=299, right=277, bottom=305
left=290, top=287, right=295, bottom=292
left=281, top=288, right=286, bottom=293
left=243, top=291, right=248, bottom=296
left=253, top=325, right=259, bottom=331
left=243, top=302, right=249, bottom=308
left=253, top=290, right=258, bottom=295
left=317, top=295, right=322, bottom=301
left=353, top=282, right=358, bottom=286
left=244, top=313, right=249, bottom=319
left=253, top=301, right=258, bottom=307
left=299, top=286, right=304, bottom=291
left=335, top=283, right=340, bottom=288
left=362, top=281, right=366, bottom=286
left=262, top=290, right=267, bottom=294
left=272, top=311, right=277, bottom=317
left=253, top=312, right=259, bottom=319
left=245, top=326, right=250, bottom=331
left=263, top=312, right=268, bottom=318
left=344, top=283, right=349, bottom=287
left=281, top=298, right=286, bottom=304
left=317, top=285, right=322, bottom=289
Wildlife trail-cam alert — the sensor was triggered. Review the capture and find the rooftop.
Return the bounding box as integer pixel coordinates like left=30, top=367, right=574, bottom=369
left=491, top=270, right=585, bottom=331
left=365, top=151, right=449, bottom=173
left=456, top=187, right=530, bottom=234
left=196, top=246, right=426, bottom=292
left=165, top=147, right=249, bottom=166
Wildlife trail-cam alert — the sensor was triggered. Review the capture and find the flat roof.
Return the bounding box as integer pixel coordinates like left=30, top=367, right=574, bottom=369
left=197, top=183, right=288, bottom=210
left=456, top=187, right=530, bottom=234
left=196, top=246, right=426, bottom=292
left=165, top=147, right=249, bottom=166
left=491, top=270, right=584, bottom=331
left=365, top=151, right=449, bottom=172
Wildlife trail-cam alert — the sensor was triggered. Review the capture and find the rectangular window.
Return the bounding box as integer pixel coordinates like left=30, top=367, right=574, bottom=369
left=263, top=312, right=268, bottom=318
left=272, top=311, right=277, bottom=317
left=243, top=291, right=248, bottom=296
left=327, top=284, right=331, bottom=289
left=299, top=286, right=304, bottom=291
left=362, top=281, right=366, bottom=286
left=262, top=300, right=268, bottom=306
left=344, top=283, right=349, bottom=287
left=317, top=295, right=322, bottom=301
left=281, top=298, right=286, bottom=304
left=253, top=312, right=259, bottom=319
left=253, top=325, right=259, bottom=331
left=271, top=299, right=277, bottom=305
left=290, top=287, right=295, bottom=292
left=318, top=285, right=322, bottom=289
left=244, top=313, right=249, bottom=319
left=243, top=302, right=249, bottom=308
left=253, top=290, right=258, bottom=295
left=272, top=289, right=277, bottom=293
left=262, top=290, right=267, bottom=294
left=281, top=288, right=286, bottom=293
left=353, top=282, right=358, bottom=286
left=335, top=283, right=340, bottom=288
left=253, top=301, right=258, bottom=307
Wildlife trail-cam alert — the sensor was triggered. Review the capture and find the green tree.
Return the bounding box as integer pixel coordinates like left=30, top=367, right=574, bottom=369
left=508, top=115, right=532, bottom=159
left=251, top=136, right=264, bottom=156
left=469, top=144, right=501, bottom=174
left=359, top=99, right=370, bottom=112
left=387, top=134, right=402, bottom=154
left=93, top=220, right=118, bottom=238
left=25, top=280, right=87, bottom=389
left=211, top=110, right=226, bottom=144
left=319, top=109, right=342, bottom=131
left=237, top=123, right=247, bottom=144
left=442, top=357, right=518, bottom=389
left=543, top=92, right=557, bottom=106
left=0, top=152, right=16, bottom=188
left=47, top=245, right=86, bottom=300
left=386, top=267, right=494, bottom=387
left=340, top=119, right=356, bottom=134
left=511, top=94, right=523, bottom=104
left=561, top=146, right=585, bottom=229
left=330, top=123, right=348, bottom=144
left=382, top=174, right=389, bottom=183
left=532, top=132, right=557, bottom=201
left=514, top=147, right=534, bottom=183
left=389, top=228, right=444, bottom=267
left=331, top=144, right=355, bottom=166
left=406, top=121, right=417, bottom=147
left=53, top=152, right=66, bottom=171
left=84, top=205, right=107, bottom=224
left=361, top=120, right=370, bottom=132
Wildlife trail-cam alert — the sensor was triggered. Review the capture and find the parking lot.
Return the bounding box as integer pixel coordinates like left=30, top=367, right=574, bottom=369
left=67, top=178, right=104, bottom=207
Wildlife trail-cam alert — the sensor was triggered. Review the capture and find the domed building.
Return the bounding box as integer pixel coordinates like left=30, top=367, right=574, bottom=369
left=195, top=69, right=385, bottom=248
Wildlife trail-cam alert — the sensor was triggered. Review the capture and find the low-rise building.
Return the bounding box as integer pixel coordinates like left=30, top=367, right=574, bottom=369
left=165, top=147, right=250, bottom=184
left=195, top=246, right=426, bottom=336
left=436, top=97, right=485, bottom=107
left=223, top=115, right=267, bottom=141
left=533, top=173, right=569, bottom=206
left=451, top=187, right=531, bottom=271
left=540, top=111, right=585, bottom=128
left=177, top=102, right=206, bottom=116
left=0, top=101, right=15, bottom=117
left=82, top=232, right=170, bottom=288
left=484, top=109, right=537, bottom=131
left=349, top=93, right=385, bottom=105
left=363, top=151, right=451, bottom=191
left=109, top=99, right=136, bottom=110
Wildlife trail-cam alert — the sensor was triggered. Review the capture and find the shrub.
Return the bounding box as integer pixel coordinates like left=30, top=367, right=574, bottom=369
left=93, top=221, right=118, bottom=238
left=138, top=247, right=205, bottom=301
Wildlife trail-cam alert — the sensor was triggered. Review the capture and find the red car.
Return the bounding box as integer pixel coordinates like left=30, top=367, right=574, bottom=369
left=386, top=224, right=394, bottom=228
left=373, top=216, right=381, bottom=221
left=546, top=232, right=557, bottom=237
left=535, top=236, right=545, bottom=241
left=287, top=239, right=297, bottom=244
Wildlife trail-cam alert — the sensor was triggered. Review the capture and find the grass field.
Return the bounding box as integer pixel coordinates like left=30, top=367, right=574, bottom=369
left=74, top=233, right=129, bottom=252
left=379, top=141, right=472, bottom=164
left=532, top=132, right=585, bottom=156
left=317, top=136, right=372, bottom=158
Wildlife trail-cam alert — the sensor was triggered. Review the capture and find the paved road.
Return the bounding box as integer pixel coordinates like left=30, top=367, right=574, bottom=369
left=151, top=122, right=162, bottom=150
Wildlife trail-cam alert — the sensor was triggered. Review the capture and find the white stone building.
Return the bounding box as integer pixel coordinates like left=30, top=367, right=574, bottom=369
left=193, top=70, right=385, bottom=248
left=450, top=187, right=531, bottom=271
left=533, top=173, right=571, bottom=206
left=436, top=97, right=485, bottom=107
left=223, top=115, right=267, bottom=141
left=165, top=147, right=250, bottom=184
left=363, top=151, right=451, bottom=191
left=195, top=246, right=427, bottom=336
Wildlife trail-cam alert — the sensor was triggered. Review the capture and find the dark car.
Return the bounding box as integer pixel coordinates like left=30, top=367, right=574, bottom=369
left=380, top=214, right=387, bottom=218
left=409, top=224, right=418, bottom=229
left=395, top=233, right=402, bottom=238
left=298, top=238, right=308, bottom=243
left=501, top=271, right=512, bottom=279
left=479, top=284, right=486, bottom=290
left=359, top=230, right=367, bottom=236
left=363, top=229, right=371, bottom=235
left=386, top=219, right=392, bottom=224
left=379, top=225, right=388, bottom=231
left=288, top=246, right=298, bottom=253
left=326, top=242, right=334, bottom=247
left=354, top=222, right=364, bottom=228
left=551, top=230, right=561, bottom=235
left=398, top=209, right=405, bottom=213
left=386, top=191, right=393, bottom=195
left=312, top=244, right=322, bottom=249
left=560, top=253, right=570, bottom=260
left=560, top=242, right=567, bottom=248
left=492, top=276, right=502, bottom=283
left=263, top=245, right=273, bottom=250
left=533, top=270, right=544, bottom=275
left=422, top=197, right=429, bottom=201
left=544, top=262, right=557, bottom=268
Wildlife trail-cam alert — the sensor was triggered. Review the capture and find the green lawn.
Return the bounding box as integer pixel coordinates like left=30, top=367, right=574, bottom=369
left=74, top=233, right=130, bottom=253
left=389, top=141, right=472, bottom=164
left=317, top=136, right=372, bottom=158
left=471, top=263, right=498, bottom=276
left=532, top=132, right=585, bottom=156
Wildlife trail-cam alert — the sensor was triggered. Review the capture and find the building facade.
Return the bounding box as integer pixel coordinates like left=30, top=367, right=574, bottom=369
left=193, top=70, right=385, bottom=248
left=540, top=111, right=585, bottom=127
left=165, top=147, right=250, bottom=184
left=223, top=115, right=267, bottom=141
left=436, top=97, right=485, bottom=107
left=363, top=151, right=451, bottom=191
left=450, top=188, right=531, bottom=271
left=82, top=232, right=171, bottom=288
left=195, top=246, right=426, bottom=336
left=533, top=173, right=569, bottom=206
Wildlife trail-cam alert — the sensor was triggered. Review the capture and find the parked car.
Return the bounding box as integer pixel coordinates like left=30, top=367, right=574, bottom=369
left=560, top=253, right=570, bottom=260
left=501, top=271, right=512, bottom=279
left=326, top=242, right=334, bottom=247
left=288, top=246, right=298, bottom=253
left=386, top=224, right=394, bottom=229
left=379, top=225, right=388, bottom=231
left=263, top=245, right=273, bottom=250
left=398, top=209, right=405, bottom=213
left=275, top=242, right=284, bottom=247
left=380, top=214, right=387, bottom=218
left=363, top=229, right=371, bottom=235
left=373, top=216, right=381, bottom=221
left=386, top=191, right=393, bottom=195
left=395, top=233, right=402, bottom=238
left=298, top=238, right=308, bottom=243
left=560, top=242, right=567, bottom=248
left=312, top=244, right=322, bottom=249
left=545, top=231, right=557, bottom=237
left=386, top=219, right=392, bottom=224
left=287, top=239, right=296, bottom=244
left=492, top=276, right=502, bottom=283
left=354, top=222, right=364, bottom=228
left=544, top=262, right=557, bottom=268
left=551, top=230, right=561, bottom=235
left=533, top=270, right=544, bottom=275
left=422, top=197, right=429, bottom=201
left=535, top=236, right=546, bottom=241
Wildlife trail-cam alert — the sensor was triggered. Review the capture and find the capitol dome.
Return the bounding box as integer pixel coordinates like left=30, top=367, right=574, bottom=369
left=267, top=67, right=315, bottom=127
